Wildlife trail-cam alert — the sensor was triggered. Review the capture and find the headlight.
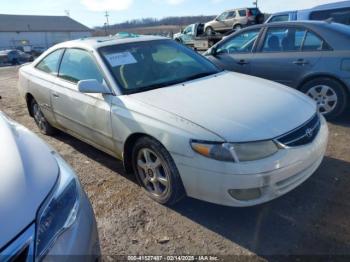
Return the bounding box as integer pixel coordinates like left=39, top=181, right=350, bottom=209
left=190, top=141, right=235, bottom=162
left=35, top=152, right=81, bottom=258
left=232, top=141, right=279, bottom=161
left=191, top=140, right=278, bottom=162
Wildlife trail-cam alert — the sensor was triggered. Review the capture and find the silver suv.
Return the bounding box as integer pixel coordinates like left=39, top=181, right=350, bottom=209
left=204, top=7, right=262, bottom=35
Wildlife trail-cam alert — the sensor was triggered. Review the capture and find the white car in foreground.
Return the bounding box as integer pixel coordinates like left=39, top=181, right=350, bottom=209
left=18, top=35, right=328, bottom=207
left=0, top=112, right=100, bottom=260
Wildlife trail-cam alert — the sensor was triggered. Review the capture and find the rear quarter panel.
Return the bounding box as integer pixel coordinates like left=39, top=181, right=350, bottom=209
left=297, top=50, right=350, bottom=91
left=19, top=66, right=57, bottom=125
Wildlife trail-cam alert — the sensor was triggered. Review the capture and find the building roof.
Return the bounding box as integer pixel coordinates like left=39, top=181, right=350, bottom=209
left=0, top=14, right=91, bottom=32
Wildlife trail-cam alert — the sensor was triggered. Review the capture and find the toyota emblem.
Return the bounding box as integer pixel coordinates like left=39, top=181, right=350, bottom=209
left=305, top=128, right=313, bottom=138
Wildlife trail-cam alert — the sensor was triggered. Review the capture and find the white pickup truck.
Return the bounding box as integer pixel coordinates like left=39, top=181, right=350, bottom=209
left=173, top=23, right=225, bottom=51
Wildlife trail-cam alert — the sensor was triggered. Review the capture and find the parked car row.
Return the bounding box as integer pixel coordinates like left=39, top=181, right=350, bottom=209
left=17, top=35, right=328, bottom=210
left=4, top=2, right=349, bottom=259
left=0, top=49, right=34, bottom=65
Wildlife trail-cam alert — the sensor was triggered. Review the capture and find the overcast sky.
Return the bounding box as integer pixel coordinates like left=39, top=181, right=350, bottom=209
left=1, top=0, right=343, bottom=27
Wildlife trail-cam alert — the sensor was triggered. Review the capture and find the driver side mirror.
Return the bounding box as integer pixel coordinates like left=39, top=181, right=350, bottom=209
left=78, top=79, right=111, bottom=94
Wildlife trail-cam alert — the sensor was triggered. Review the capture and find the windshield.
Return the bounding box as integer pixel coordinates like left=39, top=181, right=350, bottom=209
left=99, top=40, right=221, bottom=94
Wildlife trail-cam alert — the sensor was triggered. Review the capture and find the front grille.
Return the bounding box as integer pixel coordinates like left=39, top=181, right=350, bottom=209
left=276, top=114, right=321, bottom=147
left=0, top=224, right=35, bottom=262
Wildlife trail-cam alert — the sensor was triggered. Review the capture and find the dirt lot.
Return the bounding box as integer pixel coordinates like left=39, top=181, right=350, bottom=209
left=1, top=66, right=350, bottom=260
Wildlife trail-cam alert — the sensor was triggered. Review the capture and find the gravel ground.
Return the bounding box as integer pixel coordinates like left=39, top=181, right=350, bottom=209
left=1, top=66, right=350, bottom=260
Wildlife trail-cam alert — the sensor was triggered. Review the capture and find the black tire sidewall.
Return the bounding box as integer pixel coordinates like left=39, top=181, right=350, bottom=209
left=206, top=27, right=214, bottom=35
left=30, top=99, right=56, bottom=135
left=234, top=24, right=242, bottom=31
left=301, top=78, right=348, bottom=119
left=131, top=136, right=185, bottom=205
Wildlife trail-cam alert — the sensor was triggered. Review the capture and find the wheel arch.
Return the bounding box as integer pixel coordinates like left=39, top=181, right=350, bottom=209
left=297, top=73, right=349, bottom=96
left=123, top=132, right=166, bottom=174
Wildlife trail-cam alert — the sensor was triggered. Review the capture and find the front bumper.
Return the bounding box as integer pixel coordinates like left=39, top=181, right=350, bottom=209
left=173, top=116, right=329, bottom=207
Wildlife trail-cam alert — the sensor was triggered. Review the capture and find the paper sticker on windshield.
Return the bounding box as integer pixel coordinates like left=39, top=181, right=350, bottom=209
left=105, top=52, right=137, bottom=67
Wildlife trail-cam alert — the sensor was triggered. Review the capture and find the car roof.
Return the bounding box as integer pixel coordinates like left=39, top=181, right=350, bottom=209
left=53, top=35, right=168, bottom=51
left=269, top=10, right=297, bottom=16
left=242, top=20, right=340, bottom=30
left=311, top=0, right=350, bottom=11
left=224, top=7, right=258, bottom=12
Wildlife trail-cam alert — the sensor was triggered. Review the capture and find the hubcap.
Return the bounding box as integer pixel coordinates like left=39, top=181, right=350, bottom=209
left=136, top=148, right=170, bottom=197
left=306, top=85, right=338, bottom=114
left=33, top=103, right=46, bottom=131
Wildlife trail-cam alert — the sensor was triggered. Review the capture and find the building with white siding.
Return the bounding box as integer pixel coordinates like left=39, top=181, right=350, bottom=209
left=0, top=14, right=92, bottom=50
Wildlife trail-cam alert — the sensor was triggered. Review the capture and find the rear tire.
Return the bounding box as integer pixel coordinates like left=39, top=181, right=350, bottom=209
left=30, top=99, right=57, bottom=135
left=300, top=77, right=348, bottom=120
left=11, top=59, right=18, bottom=65
left=233, top=24, right=242, bottom=31
left=205, top=26, right=214, bottom=36
left=132, top=136, right=186, bottom=205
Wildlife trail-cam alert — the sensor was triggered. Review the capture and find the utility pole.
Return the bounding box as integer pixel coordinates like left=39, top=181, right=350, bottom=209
left=253, top=0, right=258, bottom=8
left=105, top=11, right=110, bottom=35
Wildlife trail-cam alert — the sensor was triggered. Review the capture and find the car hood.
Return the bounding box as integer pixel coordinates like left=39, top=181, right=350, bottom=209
left=0, top=113, right=58, bottom=249
left=173, top=32, right=182, bottom=39
left=130, top=72, right=317, bottom=142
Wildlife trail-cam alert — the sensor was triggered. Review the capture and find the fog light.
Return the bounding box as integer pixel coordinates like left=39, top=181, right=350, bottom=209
left=228, top=188, right=262, bottom=201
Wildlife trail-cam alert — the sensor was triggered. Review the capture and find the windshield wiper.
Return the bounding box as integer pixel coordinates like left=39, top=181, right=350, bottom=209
left=179, top=71, right=218, bottom=83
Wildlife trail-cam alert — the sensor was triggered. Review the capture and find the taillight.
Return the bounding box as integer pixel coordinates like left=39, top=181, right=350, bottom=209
left=247, top=10, right=253, bottom=17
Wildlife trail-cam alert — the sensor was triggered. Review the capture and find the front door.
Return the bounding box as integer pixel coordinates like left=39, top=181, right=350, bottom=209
left=207, top=28, right=261, bottom=75
left=51, top=48, right=115, bottom=152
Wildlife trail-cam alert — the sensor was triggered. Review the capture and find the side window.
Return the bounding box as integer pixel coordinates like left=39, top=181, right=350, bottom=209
left=238, top=10, right=247, bottom=17
left=36, top=49, right=63, bottom=75
left=216, top=29, right=260, bottom=54
left=310, top=8, right=350, bottom=25
left=226, top=11, right=236, bottom=19
left=217, top=12, right=228, bottom=21
left=262, top=27, right=307, bottom=52
left=58, top=49, right=104, bottom=84
left=269, top=15, right=290, bottom=23
left=183, top=26, right=191, bottom=34
left=302, top=31, right=327, bottom=51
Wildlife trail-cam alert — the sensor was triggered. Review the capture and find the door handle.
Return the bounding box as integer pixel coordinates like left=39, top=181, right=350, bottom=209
left=237, top=59, right=249, bottom=65
left=52, top=93, right=60, bottom=98
left=293, top=59, right=309, bottom=65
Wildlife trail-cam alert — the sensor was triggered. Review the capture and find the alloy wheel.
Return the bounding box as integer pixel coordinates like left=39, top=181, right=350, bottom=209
left=136, top=148, right=170, bottom=197
left=306, top=85, right=338, bottom=114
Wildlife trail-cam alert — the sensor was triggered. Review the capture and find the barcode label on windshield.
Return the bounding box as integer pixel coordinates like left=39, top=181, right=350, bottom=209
left=105, top=52, right=137, bottom=67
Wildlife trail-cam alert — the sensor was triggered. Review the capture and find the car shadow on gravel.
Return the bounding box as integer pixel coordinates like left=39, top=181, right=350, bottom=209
left=52, top=131, right=350, bottom=257
left=331, top=108, right=350, bottom=127
left=171, top=157, right=350, bottom=257
left=53, top=131, right=138, bottom=184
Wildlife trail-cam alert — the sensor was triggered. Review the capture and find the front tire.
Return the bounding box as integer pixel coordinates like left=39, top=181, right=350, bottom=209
left=132, top=136, right=185, bottom=205
left=205, top=26, right=214, bottom=36
left=30, top=99, right=57, bottom=135
left=300, top=77, right=348, bottom=120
